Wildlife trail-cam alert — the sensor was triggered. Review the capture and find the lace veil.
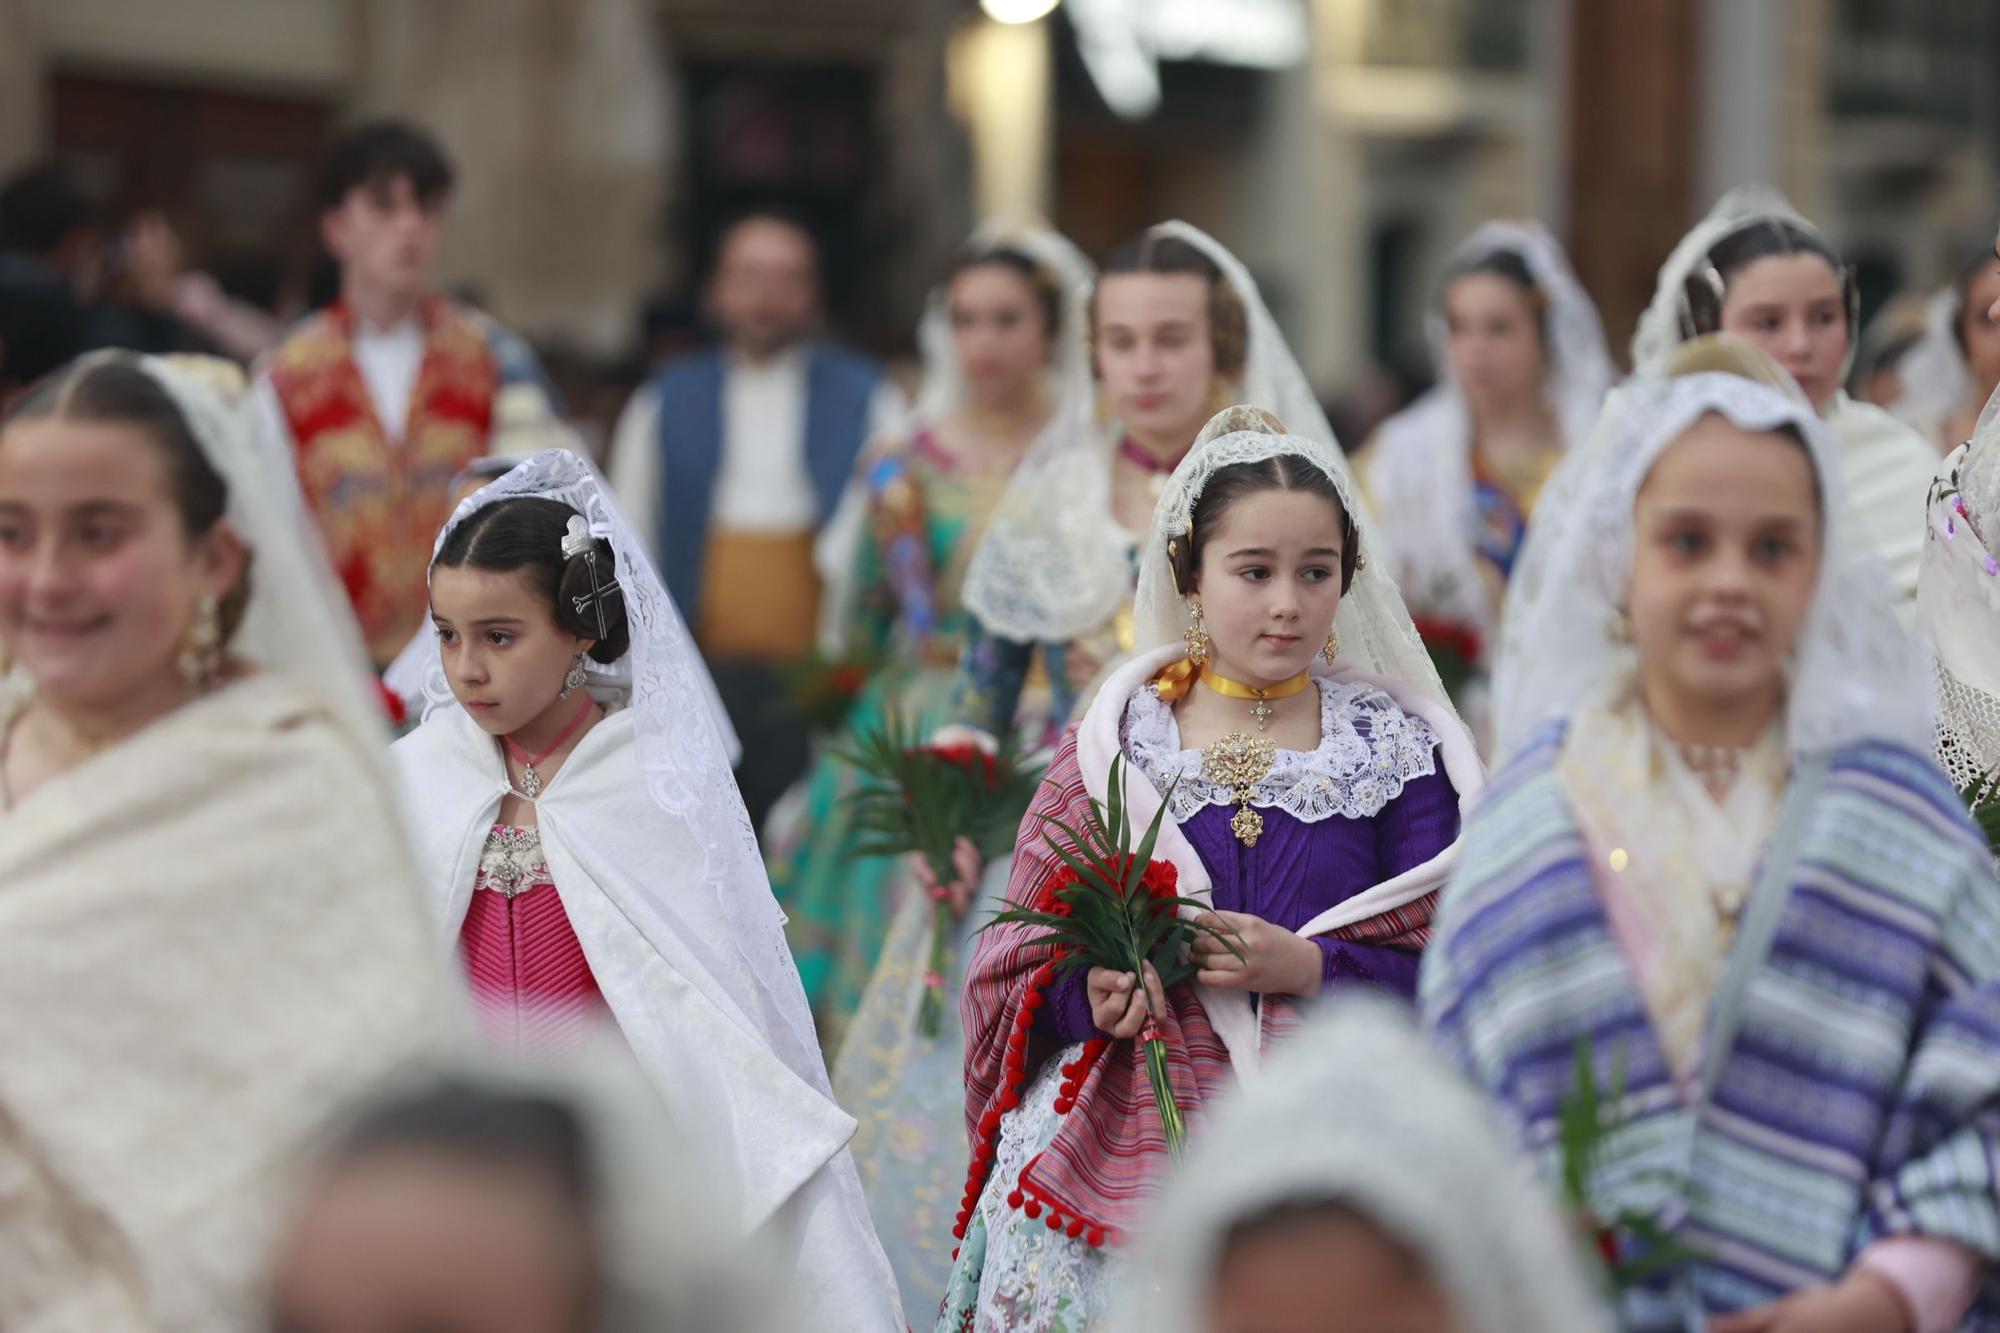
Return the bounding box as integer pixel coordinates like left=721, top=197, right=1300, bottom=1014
left=1494, top=342, right=1933, bottom=762
left=816, top=219, right=1095, bottom=649
left=1630, top=185, right=1858, bottom=383
left=1920, top=387, right=2000, bottom=788
left=1368, top=220, right=1613, bottom=633
left=1891, top=284, right=1974, bottom=436
left=1106, top=999, right=1604, bottom=1333
left=415, top=448, right=823, bottom=1087
left=1132, top=405, right=1449, bottom=707
left=69, top=353, right=395, bottom=772
left=961, top=220, right=1348, bottom=643
left=911, top=218, right=1095, bottom=424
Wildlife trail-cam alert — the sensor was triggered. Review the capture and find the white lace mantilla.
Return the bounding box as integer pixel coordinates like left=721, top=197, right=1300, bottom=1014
left=1120, top=679, right=1440, bottom=824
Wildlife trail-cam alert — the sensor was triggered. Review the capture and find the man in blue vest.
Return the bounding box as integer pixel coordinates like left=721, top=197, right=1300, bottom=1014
left=609, top=210, right=904, bottom=834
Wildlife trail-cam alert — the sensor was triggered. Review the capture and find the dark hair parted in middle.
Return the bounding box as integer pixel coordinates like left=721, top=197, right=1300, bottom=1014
left=1090, top=230, right=1248, bottom=377
left=433, top=497, right=630, bottom=663
left=1681, top=219, right=1848, bottom=340
left=945, top=244, right=1066, bottom=342
left=7, top=355, right=254, bottom=643
left=1444, top=247, right=1549, bottom=346
left=1170, top=454, right=1361, bottom=596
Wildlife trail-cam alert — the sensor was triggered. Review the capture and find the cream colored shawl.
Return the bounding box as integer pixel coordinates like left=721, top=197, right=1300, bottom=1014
left=0, top=674, right=456, bottom=1333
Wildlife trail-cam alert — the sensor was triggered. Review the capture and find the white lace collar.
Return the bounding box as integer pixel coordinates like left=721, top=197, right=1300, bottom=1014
left=1120, top=678, right=1441, bottom=825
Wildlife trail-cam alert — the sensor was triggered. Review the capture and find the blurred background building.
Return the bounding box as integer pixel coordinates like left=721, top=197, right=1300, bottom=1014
left=1, top=0, right=1994, bottom=440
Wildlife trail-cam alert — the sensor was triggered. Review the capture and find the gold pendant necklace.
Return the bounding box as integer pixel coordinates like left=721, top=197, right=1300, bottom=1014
left=1198, top=665, right=1311, bottom=732
left=1201, top=730, right=1277, bottom=846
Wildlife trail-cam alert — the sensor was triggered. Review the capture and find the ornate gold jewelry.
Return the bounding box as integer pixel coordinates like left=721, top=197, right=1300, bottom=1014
left=1201, top=730, right=1277, bottom=846
left=1183, top=602, right=1210, bottom=666
left=1608, top=608, right=1633, bottom=645
left=1320, top=629, right=1339, bottom=663
left=1198, top=664, right=1311, bottom=732
left=177, top=593, right=223, bottom=689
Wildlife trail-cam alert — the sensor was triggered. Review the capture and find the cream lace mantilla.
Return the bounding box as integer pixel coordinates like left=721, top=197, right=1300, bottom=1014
left=1121, top=678, right=1440, bottom=824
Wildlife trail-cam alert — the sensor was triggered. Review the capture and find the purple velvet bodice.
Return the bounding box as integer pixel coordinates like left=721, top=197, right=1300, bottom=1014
left=1037, top=681, right=1460, bottom=1043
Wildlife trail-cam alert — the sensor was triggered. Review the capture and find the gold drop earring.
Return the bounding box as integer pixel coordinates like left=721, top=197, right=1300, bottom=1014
left=1184, top=602, right=1210, bottom=665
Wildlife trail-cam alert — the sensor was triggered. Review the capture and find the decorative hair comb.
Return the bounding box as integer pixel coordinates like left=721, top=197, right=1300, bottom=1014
left=561, top=516, right=620, bottom=638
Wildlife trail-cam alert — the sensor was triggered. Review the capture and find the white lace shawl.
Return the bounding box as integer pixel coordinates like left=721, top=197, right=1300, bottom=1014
left=1921, top=388, right=2000, bottom=788
left=1121, top=679, right=1440, bottom=825
left=1367, top=221, right=1613, bottom=639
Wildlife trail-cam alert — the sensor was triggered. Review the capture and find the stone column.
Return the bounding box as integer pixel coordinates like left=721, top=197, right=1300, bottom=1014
left=1566, top=0, right=1698, bottom=363
left=350, top=0, right=674, bottom=354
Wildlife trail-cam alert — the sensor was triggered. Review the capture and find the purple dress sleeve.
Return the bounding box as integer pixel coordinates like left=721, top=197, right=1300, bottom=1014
left=1035, top=966, right=1101, bottom=1042
left=1312, top=764, right=1460, bottom=997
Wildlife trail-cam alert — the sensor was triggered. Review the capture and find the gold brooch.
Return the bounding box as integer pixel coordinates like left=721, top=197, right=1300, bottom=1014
left=1201, top=731, right=1276, bottom=846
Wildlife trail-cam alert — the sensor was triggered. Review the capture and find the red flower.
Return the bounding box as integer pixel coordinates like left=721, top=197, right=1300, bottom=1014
left=826, top=664, right=867, bottom=695
left=1410, top=614, right=1484, bottom=664
left=375, top=678, right=408, bottom=726
left=927, top=741, right=1004, bottom=792
left=1035, top=856, right=1178, bottom=916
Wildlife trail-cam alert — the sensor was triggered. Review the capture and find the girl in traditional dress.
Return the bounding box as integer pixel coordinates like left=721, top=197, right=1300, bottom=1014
left=1891, top=252, right=2000, bottom=454
left=1630, top=187, right=1939, bottom=602
left=937, top=406, right=1482, bottom=1332
left=1422, top=337, right=2000, bottom=1331
left=839, top=224, right=1330, bottom=1316
left=392, top=449, right=903, bottom=1330
left=771, top=224, right=1092, bottom=1047
left=1108, top=999, right=1603, bottom=1333
left=1365, top=221, right=1613, bottom=731
left=0, top=352, right=454, bottom=1330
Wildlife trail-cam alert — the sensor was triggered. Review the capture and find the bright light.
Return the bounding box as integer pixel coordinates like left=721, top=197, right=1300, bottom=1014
left=981, top=0, right=1060, bottom=24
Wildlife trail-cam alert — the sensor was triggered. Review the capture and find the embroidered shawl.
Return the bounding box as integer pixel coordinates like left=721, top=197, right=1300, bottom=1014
left=1421, top=724, right=2000, bottom=1327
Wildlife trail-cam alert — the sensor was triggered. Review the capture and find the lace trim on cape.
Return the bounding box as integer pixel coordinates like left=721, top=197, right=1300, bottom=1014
left=1119, top=678, right=1440, bottom=824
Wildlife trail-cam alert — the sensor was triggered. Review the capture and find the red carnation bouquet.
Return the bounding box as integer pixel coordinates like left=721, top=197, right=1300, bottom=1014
left=1411, top=613, right=1484, bottom=703
left=983, top=755, right=1241, bottom=1163
left=840, top=714, right=1043, bottom=1036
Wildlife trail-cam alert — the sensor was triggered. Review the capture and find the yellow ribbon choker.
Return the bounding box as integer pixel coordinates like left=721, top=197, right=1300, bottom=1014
left=1198, top=665, right=1312, bottom=731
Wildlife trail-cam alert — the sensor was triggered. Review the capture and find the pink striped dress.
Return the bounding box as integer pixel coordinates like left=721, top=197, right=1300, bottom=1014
left=459, top=824, right=608, bottom=1053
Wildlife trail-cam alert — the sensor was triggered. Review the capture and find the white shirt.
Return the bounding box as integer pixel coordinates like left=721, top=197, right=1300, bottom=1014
left=252, top=314, right=434, bottom=524
left=607, top=345, right=907, bottom=560
left=253, top=315, right=427, bottom=465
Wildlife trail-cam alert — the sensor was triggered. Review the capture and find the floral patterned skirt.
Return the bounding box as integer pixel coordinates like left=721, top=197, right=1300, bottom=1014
left=933, top=1046, right=1118, bottom=1332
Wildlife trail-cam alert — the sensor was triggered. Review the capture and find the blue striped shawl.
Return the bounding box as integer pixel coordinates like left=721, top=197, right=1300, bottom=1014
left=1419, top=723, right=2000, bottom=1329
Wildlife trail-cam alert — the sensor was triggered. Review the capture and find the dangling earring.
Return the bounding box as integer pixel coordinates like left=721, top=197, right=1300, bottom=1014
left=1608, top=608, right=1633, bottom=646
left=559, top=653, right=588, bottom=700
left=1183, top=602, right=1210, bottom=666
left=1320, top=629, right=1339, bottom=663
left=177, top=593, right=222, bottom=689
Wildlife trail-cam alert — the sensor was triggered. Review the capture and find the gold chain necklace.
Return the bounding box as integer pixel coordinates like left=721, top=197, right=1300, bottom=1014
left=1199, top=665, right=1311, bottom=732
